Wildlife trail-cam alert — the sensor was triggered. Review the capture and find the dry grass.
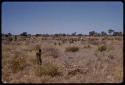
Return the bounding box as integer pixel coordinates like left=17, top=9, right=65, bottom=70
left=2, top=36, right=123, bottom=83
left=35, top=44, right=41, bottom=51
left=10, top=54, right=26, bottom=73
left=34, top=63, right=60, bottom=77
left=113, top=66, right=123, bottom=82
left=42, top=47, right=59, bottom=58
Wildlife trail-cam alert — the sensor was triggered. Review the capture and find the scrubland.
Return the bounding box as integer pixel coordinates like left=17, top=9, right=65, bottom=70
left=2, top=36, right=123, bottom=83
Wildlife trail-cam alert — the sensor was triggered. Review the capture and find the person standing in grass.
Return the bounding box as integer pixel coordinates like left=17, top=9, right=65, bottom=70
left=35, top=45, right=42, bottom=65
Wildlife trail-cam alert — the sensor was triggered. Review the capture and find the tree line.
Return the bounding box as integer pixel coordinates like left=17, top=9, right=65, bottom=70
left=2, top=29, right=123, bottom=38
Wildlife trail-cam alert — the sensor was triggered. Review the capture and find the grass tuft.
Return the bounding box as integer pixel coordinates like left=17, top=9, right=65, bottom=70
left=34, top=63, right=60, bottom=77
left=97, top=44, right=107, bottom=52
left=84, top=44, right=91, bottom=48
left=10, top=55, right=26, bottom=73
left=65, top=46, right=79, bottom=52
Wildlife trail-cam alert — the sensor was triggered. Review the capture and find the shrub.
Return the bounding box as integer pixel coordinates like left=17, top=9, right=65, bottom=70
left=97, top=44, right=107, bottom=52
left=84, top=44, right=91, bottom=48
left=54, top=42, right=56, bottom=45
left=58, top=42, right=61, bottom=46
left=34, top=63, right=60, bottom=77
left=65, top=46, right=79, bottom=52
left=68, top=68, right=82, bottom=76
left=10, top=55, right=26, bottom=73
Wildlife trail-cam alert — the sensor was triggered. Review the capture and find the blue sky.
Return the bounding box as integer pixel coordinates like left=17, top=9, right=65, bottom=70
left=2, top=2, right=123, bottom=35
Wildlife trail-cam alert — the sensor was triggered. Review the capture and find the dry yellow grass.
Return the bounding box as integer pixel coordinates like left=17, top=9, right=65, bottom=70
left=2, top=36, right=123, bottom=83
left=34, top=63, right=60, bottom=77
left=113, top=66, right=123, bottom=82
left=10, top=54, right=26, bottom=73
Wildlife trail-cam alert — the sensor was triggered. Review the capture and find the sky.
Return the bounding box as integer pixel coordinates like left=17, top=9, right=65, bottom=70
left=2, top=2, right=123, bottom=35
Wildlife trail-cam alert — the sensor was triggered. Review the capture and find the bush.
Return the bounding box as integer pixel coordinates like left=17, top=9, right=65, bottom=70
left=84, top=44, right=91, bottom=48
left=65, top=46, right=79, bottom=52
left=97, top=44, right=107, bottom=52
left=54, top=42, right=56, bottom=45
left=58, top=42, right=61, bottom=46
left=20, top=32, right=27, bottom=37
left=34, top=63, right=60, bottom=77
left=10, top=55, right=26, bottom=73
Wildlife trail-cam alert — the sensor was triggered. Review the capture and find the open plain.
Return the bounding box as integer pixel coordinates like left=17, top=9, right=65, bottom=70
left=2, top=36, right=123, bottom=83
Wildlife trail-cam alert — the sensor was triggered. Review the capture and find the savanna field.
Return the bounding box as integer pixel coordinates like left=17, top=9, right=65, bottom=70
left=2, top=36, right=123, bottom=83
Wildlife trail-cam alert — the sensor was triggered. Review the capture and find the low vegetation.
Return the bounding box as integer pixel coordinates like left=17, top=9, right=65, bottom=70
left=97, top=44, right=107, bottom=52
left=43, top=47, right=59, bottom=58
left=10, top=54, right=26, bottom=73
left=113, top=66, right=123, bottom=82
left=34, top=63, right=60, bottom=77
left=65, top=46, right=79, bottom=52
left=84, top=44, right=91, bottom=48
left=2, top=33, right=123, bottom=83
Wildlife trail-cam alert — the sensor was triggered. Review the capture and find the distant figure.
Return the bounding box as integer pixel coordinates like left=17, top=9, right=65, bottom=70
left=36, top=46, right=42, bottom=65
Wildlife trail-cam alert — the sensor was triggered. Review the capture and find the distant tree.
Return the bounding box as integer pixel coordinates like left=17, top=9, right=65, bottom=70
left=43, top=34, right=49, bottom=37
left=2, top=33, right=8, bottom=37
left=108, top=29, right=114, bottom=36
left=35, top=34, right=41, bottom=37
left=58, top=33, right=62, bottom=36
left=119, top=32, right=123, bottom=36
left=72, top=32, right=77, bottom=36
left=96, top=33, right=101, bottom=36
left=113, top=32, right=123, bottom=36
left=66, top=34, right=70, bottom=36
left=101, top=31, right=107, bottom=36
left=54, top=34, right=59, bottom=37
left=89, top=31, right=95, bottom=36
left=77, top=34, right=83, bottom=36
left=94, top=32, right=98, bottom=36
left=62, top=33, right=66, bottom=36
left=20, top=32, right=28, bottom=37
left=27, top=34, right=31, bottom=38
left=8, top=33, right=12, bottom=36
